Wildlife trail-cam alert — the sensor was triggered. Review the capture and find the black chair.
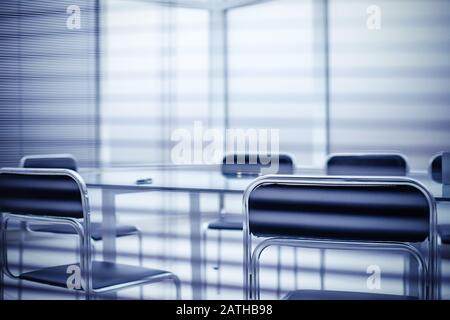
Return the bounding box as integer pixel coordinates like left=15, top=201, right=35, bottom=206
left=429, top=153, right=443, bottom=184
left=326, top=153, right=408, bottom=176
left=429, top=153, right=450, bottom=245
left=203, top=154, right=294, bottom=296
left=20, top=154, right=78, bottom=171
left=20, top=154, right=143, bottom=264
left=244, top=175, right=437, bottom=300
left=0, top=168, right=180, bottom=299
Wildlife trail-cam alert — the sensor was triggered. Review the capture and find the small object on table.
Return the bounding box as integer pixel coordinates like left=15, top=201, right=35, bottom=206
left=136, top=178, right=153, bottom=185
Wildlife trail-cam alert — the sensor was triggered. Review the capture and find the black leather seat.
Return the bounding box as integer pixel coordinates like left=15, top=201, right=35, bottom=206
left=248, top=184, right=429, bottom=242
left=20, top=261, right=168, bottom=290
left=222, top=154, right=295, bottom=177
left=20, top=155, right=78, bottom=172
left=284, top=289, right=416, bottom=300
left=207, top=214, right=243, bottom=231
left=429, top=154, right=443, bottom=183
left=327, top=154, right=408, bottom=176
left=29, top=222, right=139, bottom=241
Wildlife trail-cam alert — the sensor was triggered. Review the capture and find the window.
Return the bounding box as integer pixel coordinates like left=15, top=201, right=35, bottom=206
left=101, top=0, right=209, bottom=165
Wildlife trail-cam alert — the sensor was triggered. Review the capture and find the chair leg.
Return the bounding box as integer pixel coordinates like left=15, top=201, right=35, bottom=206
left=137, top=230, right=144, bottom=299
left=276, top=247, right=281, bottom=298
left=201, top=226, right=208, bottom=297
left=319, top=248, right=325, bottom=290
left=0, top=215, right=3, bottom=300
left=216, top=230, right=223, bottom=295
left=172, top=274, right=182, bottom=300
left=137, top=231, right=143, bottom=267
left=294, top=248, right=298, bottom=289
left=18, top=221, right=26, bottom=300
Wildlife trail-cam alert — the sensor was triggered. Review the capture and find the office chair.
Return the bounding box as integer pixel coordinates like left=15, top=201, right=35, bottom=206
left=0, top=168, right=181, bottom=299
left=326, top=153, right=408, bottom=176
left=429, top=153, right=450, bottom=245
left=244, top=175, right=437, bottom=300
left=20, top=154, right=143, bottom=265
left=203, top=154, right=294, bottom=297
left=430, top=153, right=443, bottom=184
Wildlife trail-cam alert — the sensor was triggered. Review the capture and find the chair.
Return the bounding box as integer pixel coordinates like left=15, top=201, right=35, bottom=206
left=429, top=153, right=450, bottom=245
left=429, top=153, right=443, bottom=184
left=243, top=175, right=437, bottom=300
left=20, top=154, right=78, bottom=171
left=326, top=153, right=408, bottom=176
left=19, top=154, right=143, bottom=265
left=203, top=154, right=294, bottom=296
left=0, top=168, right=181, bottom=299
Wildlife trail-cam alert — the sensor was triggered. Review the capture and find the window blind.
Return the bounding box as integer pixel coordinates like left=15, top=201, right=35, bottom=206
left=329, top=0, right=450, bottom=169
left=0, top=0, right=98, bottom=168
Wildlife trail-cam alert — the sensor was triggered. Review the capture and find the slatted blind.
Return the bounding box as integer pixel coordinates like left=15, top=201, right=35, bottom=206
left=100, top=0, right=209, bottom=166
left=0, top=0, right=98, bottom=168
left=329, top=0, right=450, bottom=169
left=227, top=0, right=327, bottom=167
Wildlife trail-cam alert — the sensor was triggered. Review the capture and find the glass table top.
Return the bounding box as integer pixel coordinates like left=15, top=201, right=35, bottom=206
left=80, top=165, right=450, bottom=201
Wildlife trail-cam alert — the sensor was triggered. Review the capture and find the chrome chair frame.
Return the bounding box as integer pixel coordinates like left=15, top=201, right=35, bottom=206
left=243, top=175, right=438, bottom=300
left=0, top=168, right=180, bottom=300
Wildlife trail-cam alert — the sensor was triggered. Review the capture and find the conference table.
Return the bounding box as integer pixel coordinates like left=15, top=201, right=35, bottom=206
left=81, top=165, right=450, bottom=300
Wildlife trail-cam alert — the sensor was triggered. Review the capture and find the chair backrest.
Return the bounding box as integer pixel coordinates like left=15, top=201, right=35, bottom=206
left=246, top=177, right=432, bottom=243
left=326, top=153, right=408, bottom=176
left=0, top=168, right=87, bottom=219
left=221, top=154, right=294, bottom=177
left=20, top=154, right=78, bottom=172
left=429, top=153, right=442, bottom=183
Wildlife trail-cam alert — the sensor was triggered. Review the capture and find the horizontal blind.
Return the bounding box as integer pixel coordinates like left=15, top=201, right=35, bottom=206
left=0, top=0, right=98, bottom=168
left=227, top=0, right=327, bottom=167
left=329, top=0, right=450, bottom=170
left=100, top=0, right=209, bottom=166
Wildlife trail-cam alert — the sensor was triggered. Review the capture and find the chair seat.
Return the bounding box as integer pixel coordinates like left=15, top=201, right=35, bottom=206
left=439, top=225, right=450, bottom=244
left=29, top=222, right=139, bottom=241
left=19, top=261, right=169, bottom=290
left=207, top=214, right=243, bottom=230
left=283, top=289, right=416, bottom=300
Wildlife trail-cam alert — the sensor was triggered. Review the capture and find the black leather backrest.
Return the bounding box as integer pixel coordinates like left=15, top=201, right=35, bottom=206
left=222, top=154, right=294, bottom=176
left=430, top=154, right=442, bottom=183
left=248, top=182, right=429, bottom=242
left=327, top=154, right=407, bottom=176
left=0, top=172, right=84, bottom=218
left=22, top=156, right=78, bottom=172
